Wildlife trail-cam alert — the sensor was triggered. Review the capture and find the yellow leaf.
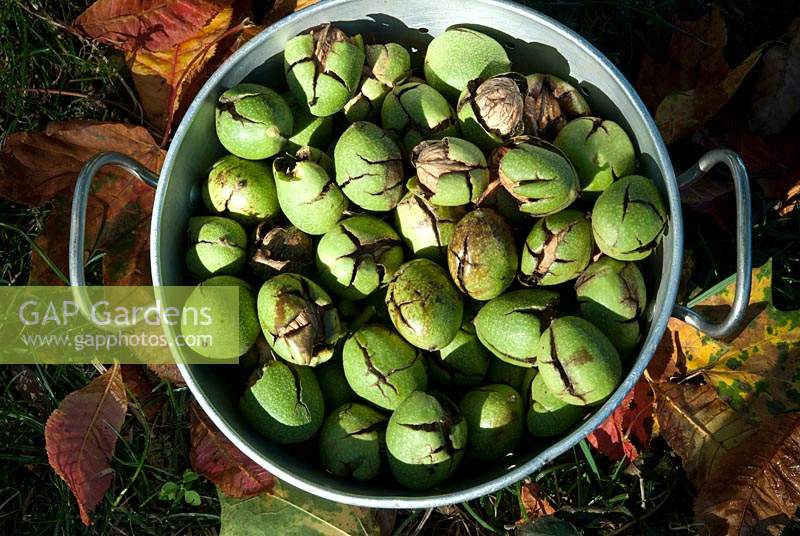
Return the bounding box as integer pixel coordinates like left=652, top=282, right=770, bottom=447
left=128, top=7, right=233, bottom=130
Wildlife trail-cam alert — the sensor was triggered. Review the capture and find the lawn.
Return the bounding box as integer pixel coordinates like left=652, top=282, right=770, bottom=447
left=1, top=0, right=799, bottom=534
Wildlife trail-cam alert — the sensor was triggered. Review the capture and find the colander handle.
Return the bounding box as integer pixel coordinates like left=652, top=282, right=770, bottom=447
left=672, top=149, right=752, bottom=341
left=69, top=153, right=159, bottom=328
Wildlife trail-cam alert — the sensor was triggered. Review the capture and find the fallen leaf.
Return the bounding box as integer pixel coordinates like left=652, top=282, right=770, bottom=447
left=694, top=414, right=800, bottom=535
left=666, top=261, right=800, bottom=419
left=45, top=364, right=128, bottom=525
left=121, top=365, right=164, bottom=420
left=263, top=0, right=320, bottom=25
left=749, top=18, right=800, bottom=136
left=0, top=121, right=164, bottom=285
left=74, top=0, right=227, bottom=52
left=655, top=47, right=763, bottom=144
left=128, top=6, right=235, bottom=132
left=146, top=364, right=185, bottom=385
left=219, top=480, right=379, bottom=535
left=519, top=483, right=556, bottom=523
left=652, top=381, right=756, bottom=487
left=586, top=380, right=654, bottom=462
left=635, top=7, right=729, bottom=111
left=190, top=402, right=274, bottom=497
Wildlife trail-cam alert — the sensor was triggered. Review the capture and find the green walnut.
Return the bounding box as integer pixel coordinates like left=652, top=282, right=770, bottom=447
left=334, top=121, right=405, bottom=211
left=386, top=259, right=464, bottom=351
left=203, top=155, right=280, bottom=225
left=485, top=358, right=529, bottom=393
left=342, top=324, right=427, bottom=410
left=424, top=28, right=511, bottom=101
left=460, top=384, right=524, bottom=461
left=286, top=100, right=334, bottom=151
left=524, top=74, right=591, bottom=139
left=575, top=257, right=646, bottom=355
left=474, top=289, right=559, bottom=367
left=315, top=215, right=404, bottom=300
left=181, top=275, right=260, bottom=359
left=592, top=175, right=668, bottom=261
left=239, top=359, right=325, bottom=443
left=411, top=137, right=489, bottom=206
left=186, top=216, right=247, bottom=279
left=447, top=208, right=517, bottom=301
left=249, top=223, right=314, bottom=282
left=456, top=73, right=527, bottom=150
left=257, top=273, right=342, bottom=367
left=536, top=316, right=622, bottom=406
left=381, top=82, right=459, bottom=152
left=428, top=322, right=490, bottom=388
left=386, top=391, right=467, bottom=489
left=273, top=151, right=347, bottom=236
left=215, top=84, right=292, bottom=159
left=527, top=373, right=585, bottom=437
left=344, top=43, right=412, bottom=122
left=394, top=185, right=465, bottom=263
left=520, top=209, right=593, bottom=286
left=284, top=24, right=365, bottom=116
left=554, top=117, right=636, bottom=195
left=319, top=403, right=386, bottom=480
left=497, top=140, right=580, bottom=216
left=316, top=360, right=356, bottom=409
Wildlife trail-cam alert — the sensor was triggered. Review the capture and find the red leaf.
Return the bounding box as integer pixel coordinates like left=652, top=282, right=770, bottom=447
left=45, top=364, right=128, bottom=525
left=74, top=0, right=227, bottom=52
left=189, top=402, right=274, bottom=497
left=0, top=121, right=165, bottom=285
left=121, top=365, right=164, bottom=420
left=587, top=380, right=654, bottom=462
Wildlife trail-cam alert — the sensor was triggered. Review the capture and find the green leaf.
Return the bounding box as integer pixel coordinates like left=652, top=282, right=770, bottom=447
left=219, top=481, right=379, bottom=536
left=183, top=490, right=201, bottom=506
left=159, top=482, right=179, bottom=501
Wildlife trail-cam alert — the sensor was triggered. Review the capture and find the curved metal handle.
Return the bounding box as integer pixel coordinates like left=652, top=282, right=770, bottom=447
left=69, top=152, right=159, bottom=328
left=672, top=149, right=752, bottom=341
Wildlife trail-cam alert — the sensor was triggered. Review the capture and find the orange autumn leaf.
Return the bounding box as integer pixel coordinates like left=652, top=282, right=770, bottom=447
left=519, top=483, right=556, bottom=523
left=74, top=0, right=228, bottom=52
left=128, top=6, right=234, bottom=133
left=45, top=365, right=128, bottom=525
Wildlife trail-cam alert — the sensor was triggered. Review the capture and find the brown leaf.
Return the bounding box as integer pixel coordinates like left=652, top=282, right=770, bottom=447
left=45, top=364, right=128, bottom=525
left=74, top=0, right=227, bottom=52
left=518, top=483, right=556, bottom=523
left=0, top=121, right=164, bottom=285
left=146, top=364, right=185, bottom=385
left=263, top=0, right=320, bottom=25
left=655, top=47, right=763, bottom=144
left=749, top=18, right=800, bottom=136
left=652, top=381, right=756, bottom=487
left=121, top=365, right=164, bottom=420
left=587, top=380, right=654, bottom=462
left=695, top=414, right=800, bottom=536
left=128, top=7, right=235, bottom=132
left=190, top=402, right=274, bottom=497
left=635, top=7, right=729, bottom=111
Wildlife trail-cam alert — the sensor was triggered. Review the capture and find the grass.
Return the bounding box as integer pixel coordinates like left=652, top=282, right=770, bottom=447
left=1, top=0, right=799, bottom=534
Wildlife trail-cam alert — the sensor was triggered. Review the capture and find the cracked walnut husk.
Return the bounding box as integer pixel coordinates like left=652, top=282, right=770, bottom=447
left=203, top=154, right=280, bottom=225
left=411, top=137, right=489, bottom=206
left=520, top=209, right=593, bottom=286
left=456, top=72, right=527, bottom=150
left=523, top=74, right=591, bottom=139
left=342, top=324, right=427, bottom=410
left=256, top=273, right=342, bottom=367
left=249, top=223, right=314, bottom=282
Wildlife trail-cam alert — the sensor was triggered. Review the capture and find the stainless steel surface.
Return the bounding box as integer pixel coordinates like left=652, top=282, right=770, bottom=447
left=69, top=153, right=159, bottom=327
left=109, top=0, right=743, bottom=508
left=673, top=149, right=753, bottom=340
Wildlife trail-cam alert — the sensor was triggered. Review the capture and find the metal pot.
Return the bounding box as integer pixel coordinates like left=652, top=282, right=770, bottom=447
left=70, top=0, right=752, bottom=509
